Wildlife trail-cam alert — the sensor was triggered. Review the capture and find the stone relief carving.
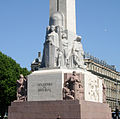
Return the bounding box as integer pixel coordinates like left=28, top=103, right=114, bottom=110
left=17, top=74, right=27, bottom=101
left=63, top=71, right=84, bottom=100
left=87, top=78, right=99, bottom=102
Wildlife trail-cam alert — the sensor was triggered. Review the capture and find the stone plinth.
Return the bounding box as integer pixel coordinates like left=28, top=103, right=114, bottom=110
left=27, top=69, right=103, bottom=103
left=8, top=100, right=112, bottom=119
left=27, top=69, right=64, bottom=101
left=9, top=70, right=111, bottom=119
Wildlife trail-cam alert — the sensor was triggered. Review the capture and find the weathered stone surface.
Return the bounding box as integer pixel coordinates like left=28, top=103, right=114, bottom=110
left=8, top=100, right=112, bottom=119
left=49, top=0, right=76, bottom=33
left=27, top=70, right=64, bottom=101
left=27, top=69, right=103, bottom=103
left=41, top=0, right=85, bottom=70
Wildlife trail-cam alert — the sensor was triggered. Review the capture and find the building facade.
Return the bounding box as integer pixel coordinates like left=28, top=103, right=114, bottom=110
left=31, top=52, right=41, bottom=71
left=84, top=53, right=120, bottom=111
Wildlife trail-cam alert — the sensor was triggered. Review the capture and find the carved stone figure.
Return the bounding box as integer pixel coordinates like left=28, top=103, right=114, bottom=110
left=57, top=49, right=63, bottom=67
left=46, top=25, right=59, bottom=47
left=41, top=10, right=66, bottom=68
left=63, top=84, right=74, bottom=100
left=65, top=36, right=85, bottom=69
left=61, top=33, right=68, bottom=65
left=72, top=43, right=80, bottom=68
left=17, top=74, right=27, bottom=101
left=75, top=36, right=85, bottom=68
left=42, top=25, right=60, bottom=68
left=72, top=36, right=85, bottom=69
left=63, top=71, right=84, bottom=100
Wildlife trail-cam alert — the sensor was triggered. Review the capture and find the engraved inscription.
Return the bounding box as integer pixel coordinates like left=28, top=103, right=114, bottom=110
left=38, top=83, right=53, bottom=92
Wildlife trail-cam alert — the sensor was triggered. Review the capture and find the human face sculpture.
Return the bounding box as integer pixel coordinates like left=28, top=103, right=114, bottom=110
left=50, top=25, right=55, bottom=32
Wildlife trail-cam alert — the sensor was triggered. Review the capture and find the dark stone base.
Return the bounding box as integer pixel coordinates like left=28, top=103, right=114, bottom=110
left=8, top=100, right=112, bottom=119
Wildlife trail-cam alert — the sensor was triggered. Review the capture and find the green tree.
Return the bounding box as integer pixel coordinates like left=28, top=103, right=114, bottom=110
left=0, top=51, right=30, bottom=119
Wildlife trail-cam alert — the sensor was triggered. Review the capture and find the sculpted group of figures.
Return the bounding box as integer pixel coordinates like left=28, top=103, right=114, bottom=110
left=16, top=72, right=106, bottom=102
left=16, top=11, right=106, bottom=102
left=63, top=71, right=84, bottom=100
left=63, top=71, right=106, bottom=102
left=41, top=12, right=85, bottom=69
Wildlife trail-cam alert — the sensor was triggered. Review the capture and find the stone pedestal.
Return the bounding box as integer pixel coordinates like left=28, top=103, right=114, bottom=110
left=8, top=69, right=112, bottom=119
left=27, top=69, right=103, bottom=103
left=8, top=100, right=112, bottom=119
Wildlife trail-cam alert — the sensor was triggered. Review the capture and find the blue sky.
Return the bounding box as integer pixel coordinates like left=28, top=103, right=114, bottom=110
left=0, top=0, right=120, bottom=71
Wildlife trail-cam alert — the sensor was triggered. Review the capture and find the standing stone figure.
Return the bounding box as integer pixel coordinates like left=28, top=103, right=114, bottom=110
left=41, top=11, right=64, bottom=68
left=46, top=25, right=59, bottom=47
left=75, top=36, right=85, bottom=68
left=70, top=36, right=85, bottom=69
left=63, top=71, right=84, bottom=100
left=17, top=74, right=27, bottom=101
left=61, top=33, right=68, bottom=66
left=42, top=25, right=59, bottom=67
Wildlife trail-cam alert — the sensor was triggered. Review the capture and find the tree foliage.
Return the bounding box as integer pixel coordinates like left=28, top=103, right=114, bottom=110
left=0, top=51, right=30, bottom=118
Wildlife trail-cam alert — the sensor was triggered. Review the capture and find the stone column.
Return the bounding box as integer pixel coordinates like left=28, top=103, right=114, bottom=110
left=49, top=0, right=76, bottom=34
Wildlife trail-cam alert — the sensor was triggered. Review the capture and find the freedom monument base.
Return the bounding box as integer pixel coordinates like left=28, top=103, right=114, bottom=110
left=8, top=100, right=111, bottom=119
left=8, top=69, right=112, bottom=119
